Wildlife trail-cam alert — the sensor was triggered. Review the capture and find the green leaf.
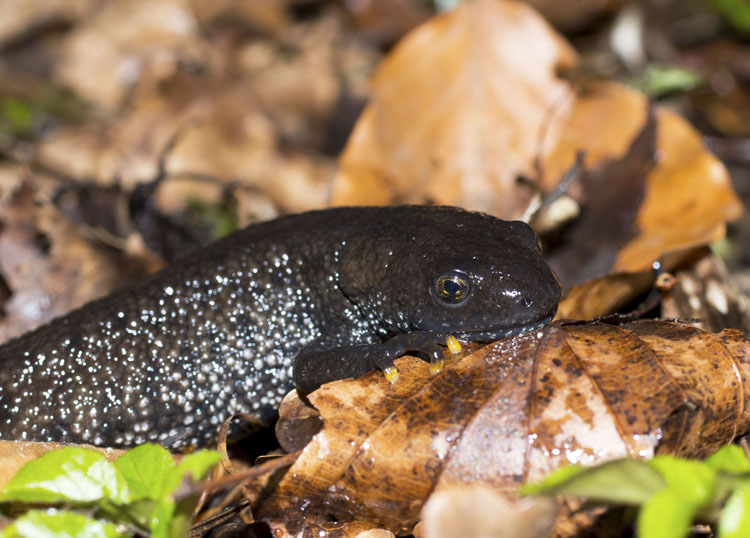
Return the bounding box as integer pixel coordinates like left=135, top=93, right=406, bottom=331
left=153, top=450, right=219, bottom=538
left=149, top=498, right=176, bottom=538
left=168, top=497, right=200, bottom=538
left=707, top=445, right=750, bottom=473
left=638, top=488, right=697, bottom=538
left=719, top=484, right=750, bottom=538
left=114, top=444, right=175, bottom=501
left=0, top=98, right=33, bottom=137
left=707, top=0, right=750, bottom=32
left=521, top=464, right=590, bottom=495
left=648, top=456, right=716, bottom=507
left=0, top=448, right=131, bottom=504
left=0, top=508, right=130, bottom=538
left=105, top=499, right=157, bottom=532
left=186, top=199, right=238, bottom=241
left=522, top=459, right=666, bottom=505
left=640, top=65, right=704, bottom=97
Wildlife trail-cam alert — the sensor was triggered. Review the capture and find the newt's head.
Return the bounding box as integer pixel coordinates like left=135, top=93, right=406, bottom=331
left=338, top=206, right=561, bottom=342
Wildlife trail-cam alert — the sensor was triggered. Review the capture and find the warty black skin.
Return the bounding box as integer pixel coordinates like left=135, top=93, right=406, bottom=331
left=0, top=206, right=560, bottom=449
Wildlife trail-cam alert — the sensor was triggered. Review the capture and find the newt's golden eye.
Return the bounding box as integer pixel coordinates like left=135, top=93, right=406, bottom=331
left=433, top=274, right=471, bottom=304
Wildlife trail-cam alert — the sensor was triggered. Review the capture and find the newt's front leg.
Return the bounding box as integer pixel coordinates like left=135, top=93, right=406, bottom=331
left=293, top=332, right=451, bottom=394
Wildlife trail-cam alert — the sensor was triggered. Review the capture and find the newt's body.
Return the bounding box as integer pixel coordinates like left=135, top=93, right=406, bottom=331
left=0, top=206, right=560, bottom=449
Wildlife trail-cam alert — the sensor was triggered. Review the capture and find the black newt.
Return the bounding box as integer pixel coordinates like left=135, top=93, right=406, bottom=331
left=0, top=206, right=560, bottom=449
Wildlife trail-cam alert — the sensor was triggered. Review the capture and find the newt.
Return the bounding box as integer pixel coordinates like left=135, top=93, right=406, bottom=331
left=0, top=206, right=560, bottom=449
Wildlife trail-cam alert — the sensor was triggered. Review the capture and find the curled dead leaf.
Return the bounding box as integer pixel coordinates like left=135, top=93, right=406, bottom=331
left=543, top=83, right=742, bottom=291
left=539, top=82, right=741, bottom=319
left=254, top=320, right=750, bottom=536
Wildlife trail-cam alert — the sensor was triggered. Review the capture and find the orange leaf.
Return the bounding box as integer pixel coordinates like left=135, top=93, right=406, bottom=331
left=332, top=0, right=577, bottom=219
left=545, top=83, right=742, bottom=318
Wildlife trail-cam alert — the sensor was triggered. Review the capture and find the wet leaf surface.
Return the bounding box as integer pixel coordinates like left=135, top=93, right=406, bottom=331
left=253, top=320, right=750, bottom=536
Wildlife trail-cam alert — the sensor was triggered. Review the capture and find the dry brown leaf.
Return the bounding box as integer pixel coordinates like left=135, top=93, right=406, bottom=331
left=545, top=102, right=659, bottom=290
left=254, top=320, right=750, bottom=536
left=0, top=441, right=125, bottom=490
left=188, top=0, right=291, bottom=36
left=544, top=83, right=742, bottom=318
left=37, top=79, right=334, bottom=214
left=0, top=0, right=97, bottom=45
left=543, top=83, right=742, bottom=277
left=0, top=175, right=139, bottom=342
left=661, top=252, right=750, bottom=336
left=332, top=0, right=578, bottom=219
left=236, top=13, right=348, bottom=148
left=55, top=0, right=206, bottom=109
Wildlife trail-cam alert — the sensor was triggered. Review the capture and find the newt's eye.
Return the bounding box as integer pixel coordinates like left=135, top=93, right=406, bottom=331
left=433, top=273, right=471, bottom=304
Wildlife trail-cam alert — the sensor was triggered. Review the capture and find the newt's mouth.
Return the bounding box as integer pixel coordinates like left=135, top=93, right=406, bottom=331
left=452, top=312, right=556, bottom=343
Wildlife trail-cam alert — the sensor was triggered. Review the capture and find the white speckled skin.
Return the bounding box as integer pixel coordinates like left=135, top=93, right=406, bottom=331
left=0, top=206, right=560, bottom=449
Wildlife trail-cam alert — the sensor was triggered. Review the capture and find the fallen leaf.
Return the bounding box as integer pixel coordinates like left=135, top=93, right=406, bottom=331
left=545, top=102, right=658, bottom=290
left=38, top=74, right=335, bottom=215
left=661, top=252, right=750, bottom=336
left=542, top=83, right=742, bottom=319
left=236, top=13, right=352, bottom=149
left=55, top=0, right=206, bottom=109
left=0, top=0, right=97, bottom=46
left=254, top=320, right=750, bottom=536
left=332, top=0, right=578, bottom=218
left=0, top=174, right=141, bottom=342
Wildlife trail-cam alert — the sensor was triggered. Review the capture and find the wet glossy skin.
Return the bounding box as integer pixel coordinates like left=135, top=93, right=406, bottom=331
left=0, top=206, right=560, bottom=449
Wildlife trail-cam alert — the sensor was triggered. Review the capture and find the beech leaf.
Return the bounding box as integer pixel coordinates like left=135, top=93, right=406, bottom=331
left=254, top=320, right=750, bottom=536
left=333, top=0, right=577, bottom=218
